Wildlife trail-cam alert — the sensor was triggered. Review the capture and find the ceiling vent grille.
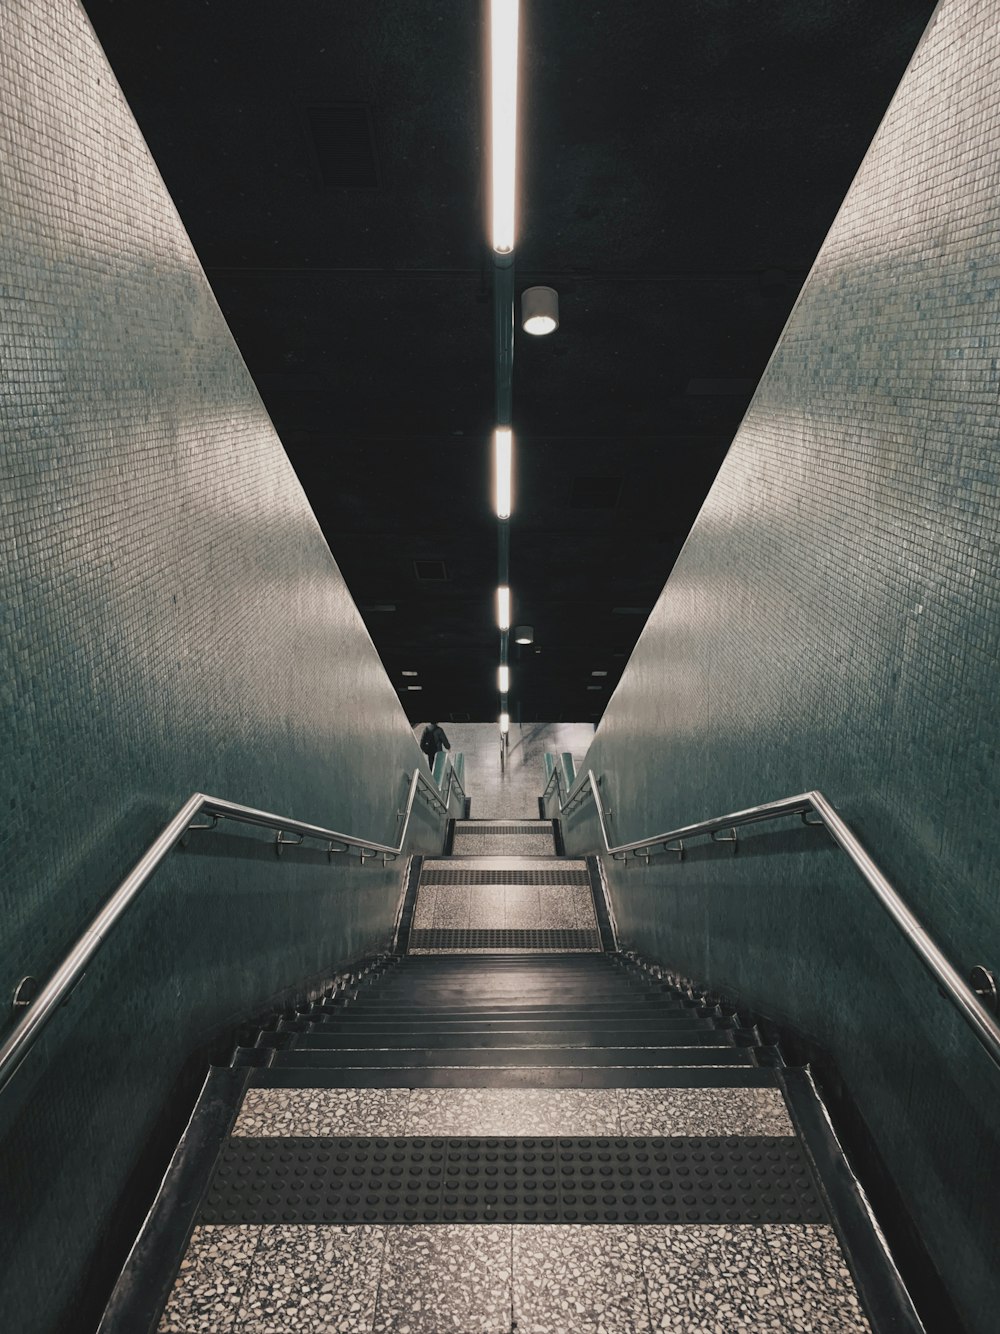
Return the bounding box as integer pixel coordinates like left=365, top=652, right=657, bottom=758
left=570, top=476, right=622, bottom=509
left=306, top=104, right=380, bottom=188
left=414, top=560, right=448, bottom=581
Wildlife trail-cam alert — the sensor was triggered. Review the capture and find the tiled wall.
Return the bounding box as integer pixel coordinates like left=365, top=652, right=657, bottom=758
left=0, top=4, right=449, bottom=1330
left=564, top=1, right=1000, bottom=1328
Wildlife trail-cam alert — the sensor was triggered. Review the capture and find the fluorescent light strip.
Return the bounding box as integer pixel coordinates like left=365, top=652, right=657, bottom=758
left=490, top=0, right=519, bottom=253
left=499, top=711, right=510, bottom=734
left=498, top=665, right=510, bottom=693
left=494, top=427, right=512, bottom=519
left=497, top=585, right=511, bottom=630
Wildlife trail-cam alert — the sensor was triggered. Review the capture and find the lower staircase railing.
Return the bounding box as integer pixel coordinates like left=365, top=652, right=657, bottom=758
left=543, top=765, right=1000, bottom=1071
left=0, top=758, right=465, bottom=1097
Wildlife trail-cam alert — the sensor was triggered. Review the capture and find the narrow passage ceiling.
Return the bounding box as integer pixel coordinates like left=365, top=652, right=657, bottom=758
left=81, top=0, right=936, bottom=723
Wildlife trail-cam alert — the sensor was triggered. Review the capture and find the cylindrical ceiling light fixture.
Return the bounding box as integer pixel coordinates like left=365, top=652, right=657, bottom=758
left=513, top=624, right=534, bottom=644
left=494, top=427, right=513, bottom=519
left=490, top=0, right=520, bottom=254
left=521, top=286, right=559, bottom=336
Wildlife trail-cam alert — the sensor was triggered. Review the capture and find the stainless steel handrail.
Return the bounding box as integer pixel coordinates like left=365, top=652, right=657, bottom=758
left=547, top=767, right=1000, bottom=1070
left=0, top=760, right=463, bottom=1097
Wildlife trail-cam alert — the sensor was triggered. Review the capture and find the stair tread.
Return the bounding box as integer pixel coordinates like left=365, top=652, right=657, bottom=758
left=251, top=1065, right=779, bottom=1088
left=272, top=1047, right=752, bottom=1067
left=312, top=1018, right=712, bottom=1031
left=293, top=1029, right=734, bottom=1049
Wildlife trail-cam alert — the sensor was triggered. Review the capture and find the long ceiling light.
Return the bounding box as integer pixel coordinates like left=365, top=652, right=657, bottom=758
left=497, top=585, right=511, bottom=630
left=494, top=426, right=512, bottom=519
left=490, top=0, right=519, bottom=254
left=499, top=711, right=510, bottom=734
left=498, top=664, right=510, bottom=693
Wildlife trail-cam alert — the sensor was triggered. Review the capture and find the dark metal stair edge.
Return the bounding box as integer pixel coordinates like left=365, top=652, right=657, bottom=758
left=586, top=854, right=619, bottom=952
left=551, top=816, right=566, bottom=854
left=392, top=854, right=423, bottom=955
left=614, top=945, right=960, bottom=1332
left=97, top=1065, right=252, bottom=1334
left=777, top=1068, right=927, bottom=1334
left=250, top=1064, right=784, bottom=1089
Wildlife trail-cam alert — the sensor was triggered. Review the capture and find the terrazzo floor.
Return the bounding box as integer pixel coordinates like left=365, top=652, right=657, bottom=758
left=154, top=777, right=877, bottom=1333
left=412, top=881, right=598, bottom=932
left=452, top=821, right=556, bottom=857
left=159, top=1222, right=870, bottom=1333
left=410, top=853, right=602, bottom=953
left=230, top=1085, right=796, bottom=1139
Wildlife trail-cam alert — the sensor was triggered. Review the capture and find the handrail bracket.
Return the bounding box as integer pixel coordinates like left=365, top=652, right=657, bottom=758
left=275, top=830, right=305, bottom=857
left=710, top=826, right=738, bottom=852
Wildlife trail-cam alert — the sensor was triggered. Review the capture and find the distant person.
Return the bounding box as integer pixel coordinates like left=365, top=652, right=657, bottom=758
left=420, top=721, right=451, bottom=773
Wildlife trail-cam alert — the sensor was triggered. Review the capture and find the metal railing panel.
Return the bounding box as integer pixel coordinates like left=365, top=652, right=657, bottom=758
left=0, top=758, right=464, bottom=1096
left=544, top=766, right=1000, bottom=1070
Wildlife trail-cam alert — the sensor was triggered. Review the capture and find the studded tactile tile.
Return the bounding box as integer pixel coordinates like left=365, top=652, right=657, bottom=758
left=372, top=1224, right=511, bottom=1333
left=408, top=946, right=606, bottom=954
left=231, top=1088, right=411, bottom=1138
left=513, top=1224, right=652, bottom=1332
left=455, top=823, right=554, bottom=835
left=452, top=834, right=557, bottom=856
left=616, top=1087, right=794, bottom=1137
left=421, top=869, right=590, bottom=885
left=199, top=1137, right=829, bottom=1225
left=235, top=1224, right=385, bottom=1333
left=452, top=823, right=554, bottom=845
left=156, top=1224, right=258, bottom=1334
left=423, top=855, right=585, bottom=870
left=409, top=928, right=602, bottom=950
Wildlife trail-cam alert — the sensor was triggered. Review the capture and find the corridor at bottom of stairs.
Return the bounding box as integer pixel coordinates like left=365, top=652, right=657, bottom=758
left=105, top=820, right=915, bottom=1333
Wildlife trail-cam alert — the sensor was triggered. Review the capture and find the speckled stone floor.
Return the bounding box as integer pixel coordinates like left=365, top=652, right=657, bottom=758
left=158, top=1221, right=870, bottom=1333
left=155, top=766, right=876, bottom=1334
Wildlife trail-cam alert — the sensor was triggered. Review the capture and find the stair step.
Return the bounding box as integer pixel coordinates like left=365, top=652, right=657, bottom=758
left=271, top=1046, right=751, bottom=1068
left=312, top=1017, right=712, bottom=1033
left=329, top=1002, right=691, bottom=1017
left=293, top=1027, right=729, bottom=1049
left=251, top=1063, right=777, bottom=1088
left=361, top=993, right=657, bottom=1005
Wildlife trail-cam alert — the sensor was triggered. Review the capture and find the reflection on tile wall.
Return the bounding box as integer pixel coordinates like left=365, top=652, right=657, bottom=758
left=0, top=4, right=439, bottom=1330
left=566, top=4, right=1000, bottom=1330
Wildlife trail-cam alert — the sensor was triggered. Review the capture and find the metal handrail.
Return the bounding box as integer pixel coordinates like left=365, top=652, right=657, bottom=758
left=546, top=767, right=1000, bottom=1070
left=0, top=760, right=463, bottom=1097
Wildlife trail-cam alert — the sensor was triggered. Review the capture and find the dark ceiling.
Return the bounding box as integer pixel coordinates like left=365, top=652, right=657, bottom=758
left=82, top=0, right=935, bottom=724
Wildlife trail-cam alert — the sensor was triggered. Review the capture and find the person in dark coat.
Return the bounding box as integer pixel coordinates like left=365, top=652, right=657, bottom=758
left=420, top=722, right=451, bottom=773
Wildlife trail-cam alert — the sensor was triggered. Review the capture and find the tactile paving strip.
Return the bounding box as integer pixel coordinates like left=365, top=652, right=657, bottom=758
left=455, top=824, right=553, bottom=835
left=199, top=1136, right=828, bottom=1225
left=421, top=869, right=589, bottom=885
left=409, top=929, right=601, bottom=949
